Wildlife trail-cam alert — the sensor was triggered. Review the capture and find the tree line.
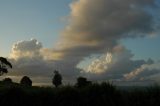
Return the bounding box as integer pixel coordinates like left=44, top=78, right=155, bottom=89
left=1, top=71, right=92, bottom=88
left=0, top=57, right=92, bottom=87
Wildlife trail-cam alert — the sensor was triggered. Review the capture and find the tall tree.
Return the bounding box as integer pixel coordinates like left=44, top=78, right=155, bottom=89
left=52, top=70, right=62, bottom=88
left=0, top=57, right=12, bottom=75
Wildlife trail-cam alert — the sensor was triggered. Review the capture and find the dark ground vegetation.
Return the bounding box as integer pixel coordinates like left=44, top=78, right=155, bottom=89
left=0, top=82, right=160, bottom=106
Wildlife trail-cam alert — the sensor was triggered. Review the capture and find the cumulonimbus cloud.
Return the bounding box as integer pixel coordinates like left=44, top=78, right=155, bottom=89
left=48, top=0, right=159, bottom=81
left=48, top=0, right=157, bottom=64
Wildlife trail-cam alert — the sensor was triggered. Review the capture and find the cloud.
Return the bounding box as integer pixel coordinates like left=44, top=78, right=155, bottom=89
left=59, top=0, right=159, bottom=84
left=124, top=62, right=160, bottom=81
left=6, top=0, right=160, bottom=85
left=7, top=40, right=159, bottom=85
left=8, top=39, right=81, bottom=85
left=49, top=0, right=158, bottom=68
left=87, top=52, right=112, bottom=74
left=7, top=39, right=54, bottom=84
left=85, top=45, right=159, bottom=84
left=10, top=39, right=42, bottom=59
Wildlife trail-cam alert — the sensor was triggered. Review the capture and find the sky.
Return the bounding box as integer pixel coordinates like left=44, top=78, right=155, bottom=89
left=0, top=0, right=72, bottom=56
left=0, top=0, right=160, bottom=86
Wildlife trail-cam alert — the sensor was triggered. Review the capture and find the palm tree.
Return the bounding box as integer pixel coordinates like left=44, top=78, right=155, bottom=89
left=0, top=57, right=12, bottom=75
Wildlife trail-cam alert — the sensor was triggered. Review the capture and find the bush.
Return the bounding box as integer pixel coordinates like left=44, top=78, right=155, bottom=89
left=76, top=77, right=92, bottom=88
left=2, top=78, right=12, bottom=84
left=20, top=76, right=32, bottom=87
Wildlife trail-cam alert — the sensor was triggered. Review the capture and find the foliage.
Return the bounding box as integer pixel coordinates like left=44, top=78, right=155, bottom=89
left=0, top=57, right=12, bottom=75
left=20, top=76, right=32, bottom=87
left=0, top=82, right=160, bottom=106
left=76, top=76, right=92, bottom=88
left=2, top=78, right=13, bottom=84
left=52, top=70, right=62, bottom=88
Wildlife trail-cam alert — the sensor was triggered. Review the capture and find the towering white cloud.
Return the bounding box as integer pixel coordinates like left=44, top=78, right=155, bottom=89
left=87, top=52, right=112, bottom=74
left=10, top=39, right=42, bottom=59
left=7, top=39, right=55, bottom=85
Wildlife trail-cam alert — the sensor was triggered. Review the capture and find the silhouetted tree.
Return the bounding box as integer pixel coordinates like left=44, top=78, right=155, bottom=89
left=20, top=76, right=32, bottom=86
left=52, top=70, right=62, bottom=87
left=2, top=77, right=13, bottom=84
left=0, top=57, right=12, bottom=75
left=76, top=77, right=92, bottom=87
